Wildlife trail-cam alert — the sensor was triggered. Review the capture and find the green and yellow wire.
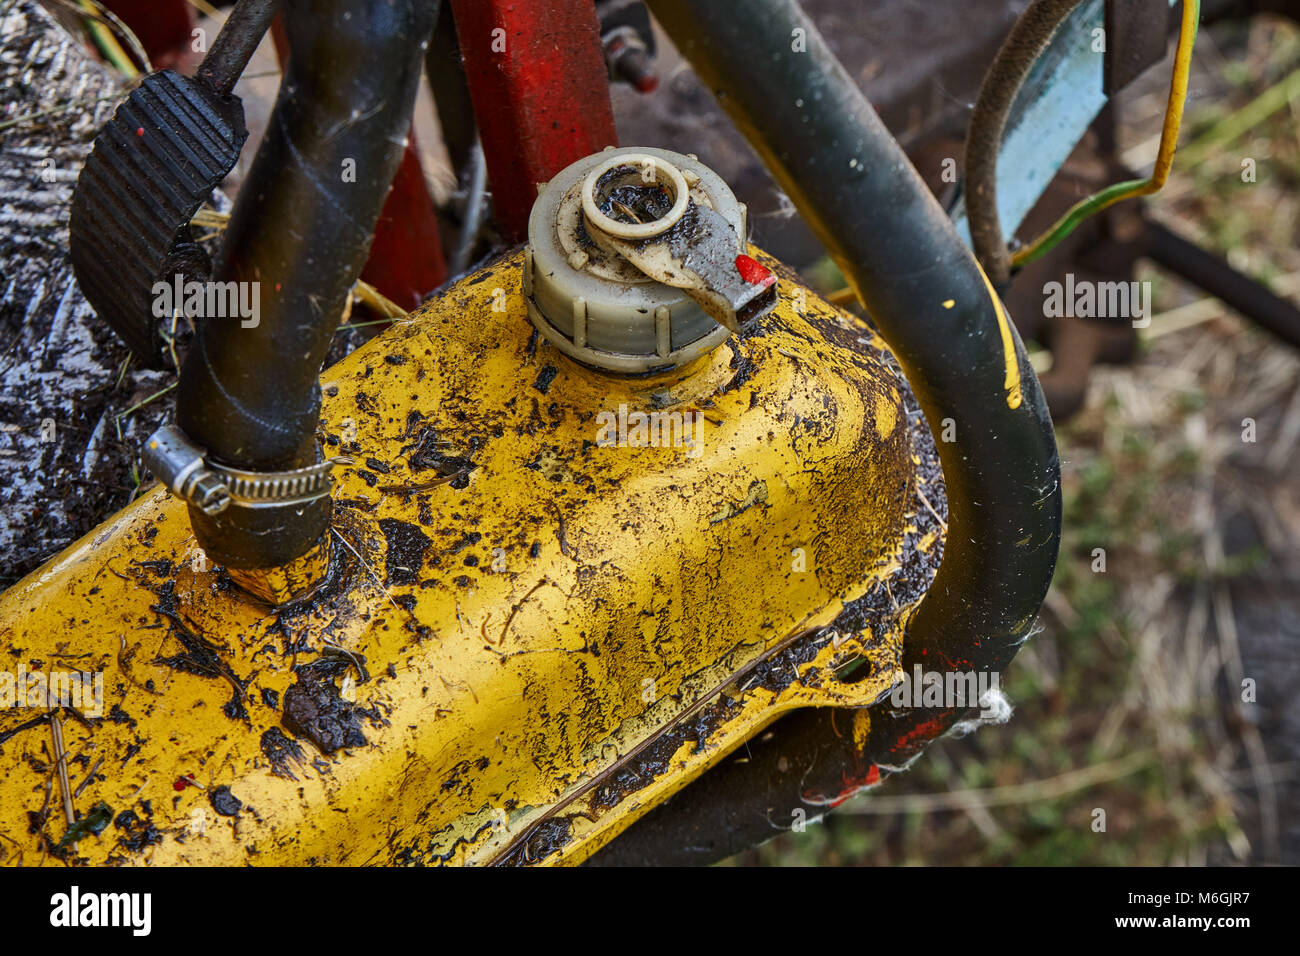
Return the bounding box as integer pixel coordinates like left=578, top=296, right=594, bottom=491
left=75, top=0, right=147, bottom=79
left=1011, top=0, right=1200, bottom=269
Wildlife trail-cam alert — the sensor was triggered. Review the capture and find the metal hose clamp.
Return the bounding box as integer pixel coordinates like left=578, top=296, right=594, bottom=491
left=143, top=423, right=337, bottom=516
left=207, top=459, right=336, bottom=508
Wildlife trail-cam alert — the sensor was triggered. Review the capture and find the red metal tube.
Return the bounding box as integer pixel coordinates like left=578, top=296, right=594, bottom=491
left=100, top=0, right=195, bottom=69
left=363, top=138, right=448, bottom=312
left=448, top=0, right=618, bottom=242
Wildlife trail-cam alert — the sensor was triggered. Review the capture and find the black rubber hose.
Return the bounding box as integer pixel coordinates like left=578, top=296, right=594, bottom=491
left=965, top=0, right=1088, bottom=284
left=1146, top=220, right=1300, bottom=348
left=175, top=0, right=435, bottom=568
left=598, top=0, right=1063, bottom=864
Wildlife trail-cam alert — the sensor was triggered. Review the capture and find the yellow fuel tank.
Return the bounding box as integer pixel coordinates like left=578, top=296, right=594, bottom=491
left=0, top=248, right=940, bottom=866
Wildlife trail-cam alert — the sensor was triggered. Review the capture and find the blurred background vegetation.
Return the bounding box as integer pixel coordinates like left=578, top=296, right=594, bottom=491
left=733, top=11, right=1300, bottom=867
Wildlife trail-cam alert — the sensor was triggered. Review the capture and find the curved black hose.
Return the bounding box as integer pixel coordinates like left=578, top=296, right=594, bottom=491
left=965, top=0, right=1088, bottom=284
left=176, top=0, right=435, bottom=568
left=601, top=0, right=1063, bottom=864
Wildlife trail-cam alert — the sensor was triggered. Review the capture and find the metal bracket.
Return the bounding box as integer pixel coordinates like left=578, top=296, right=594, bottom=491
left=951, top=0, right=1180, bottom=248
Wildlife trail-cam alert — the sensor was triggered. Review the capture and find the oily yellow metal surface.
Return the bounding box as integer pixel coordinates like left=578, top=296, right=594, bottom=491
left=0, top=247, right=930, bottom=866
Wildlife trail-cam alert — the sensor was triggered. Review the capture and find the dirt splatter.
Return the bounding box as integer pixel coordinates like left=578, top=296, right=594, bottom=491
left=208, top=785, right=242, bottom=817
left=377, top=518, right=430, bottom=586
left=533, top=365, right=559, bottom=394
left=260, top=727, right=306, bottom=780
left=150, top=581, right=249, bottom=720
left=112, top=803, right=162, bottom=855
left=401, top=425, right=477, bottom=489
left=282, top=657, right=382, bottom=756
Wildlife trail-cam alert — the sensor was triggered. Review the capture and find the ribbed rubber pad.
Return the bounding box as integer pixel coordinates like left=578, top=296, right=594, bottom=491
left=69, top=71, right=247, bottom=367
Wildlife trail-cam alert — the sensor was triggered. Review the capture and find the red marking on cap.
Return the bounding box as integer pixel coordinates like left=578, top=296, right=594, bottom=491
left=635, top=75, right=659, bottom=94
left=735, top=254, right=775, bottom=288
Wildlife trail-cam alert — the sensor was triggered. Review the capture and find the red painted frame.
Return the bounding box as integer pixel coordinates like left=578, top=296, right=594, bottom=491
left=100, top=0, right=195, bottom=70
left=448, top=0, right=618, bottom=243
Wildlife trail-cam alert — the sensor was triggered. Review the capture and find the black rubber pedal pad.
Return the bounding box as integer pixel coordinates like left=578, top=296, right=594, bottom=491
left=67, top=0, right=277, bottom=367
left=69, top=72, right=247, bottom=367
